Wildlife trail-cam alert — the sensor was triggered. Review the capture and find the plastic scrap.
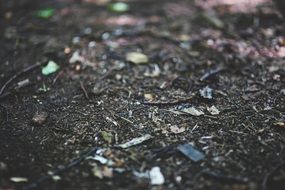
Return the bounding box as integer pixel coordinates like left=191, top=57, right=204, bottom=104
left=181, top=107, right=204, bottom=116
left=149, top=166, right=165, bottom=185
left=177, top=143, right=205, bottom=162
left=207, top=105, right=220, bottom=115
left=10, top=177, right=28, bottom=183
left=199, top=86, right=214, bottom=100
left=126, top=52, right=148, bottom=64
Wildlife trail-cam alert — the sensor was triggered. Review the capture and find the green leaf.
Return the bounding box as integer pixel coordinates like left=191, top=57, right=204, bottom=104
left=36, top=8, right=55, bottom=19
left=101, top=131, right=113, bottom=144
left=42, top=61, right=60, bottom=75
left=108, top=2, right=129, bottom=13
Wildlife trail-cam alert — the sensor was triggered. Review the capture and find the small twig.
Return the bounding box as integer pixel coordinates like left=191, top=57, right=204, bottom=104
left=200, top=66, right=225, bottom=81
left=115, top=114, right=134, bottom=124
left=142, top=97, right=193, bottom=106
left=262, top=160, right=285, bottom=190
left=98, top=67, right=115, bottom=81
left=0, top=62, right=41, bottom=96
left=201, top=170, right=248, bottom=183
left=0, top=92, right=12, bottom=100
left=23, top=147, right=98, bottom=190
left=80, top=81, right=89, bottom=99
left=0, top=104, right=8, bottom=124
left=52, top=70, right=64, bottom=85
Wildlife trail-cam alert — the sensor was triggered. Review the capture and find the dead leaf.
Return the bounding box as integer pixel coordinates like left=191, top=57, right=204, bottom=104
left=144, top=64, right=161, bottom=77
left=144, top=93, right=155, bottom=102
left=149, top=166, right=165, bottom=185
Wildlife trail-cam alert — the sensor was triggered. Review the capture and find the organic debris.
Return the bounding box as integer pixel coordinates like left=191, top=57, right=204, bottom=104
left=117, top=134, right=152, bottom=149
left=42, top=61, right=60, bottom=75
left=126, top=52, right=149, bottom=64
left=149, top=166, right=165, bottom=185
left=177, top=143, right=205, bottom=162
left=2, top=0, right=285, bottom=189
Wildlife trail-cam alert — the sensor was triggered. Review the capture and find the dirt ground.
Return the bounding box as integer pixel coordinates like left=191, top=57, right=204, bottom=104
left=0, top=0, right=285, bottom=190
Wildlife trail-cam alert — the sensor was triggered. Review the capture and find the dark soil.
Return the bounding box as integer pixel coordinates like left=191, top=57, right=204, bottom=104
left=0, top=0, right=285, bottom=190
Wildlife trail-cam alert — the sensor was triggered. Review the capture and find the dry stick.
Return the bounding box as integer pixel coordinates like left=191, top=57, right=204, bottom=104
left=262, top=160, right=285, bottom=190
left=80, top=81, right=89, bottom=99
left=0, top=62, right=41, bottom=96
left=142, top=97, right=194, bottom=106
left=52, top=70, right=65, bottom=85
left=23, top=147, right=98, bottom=190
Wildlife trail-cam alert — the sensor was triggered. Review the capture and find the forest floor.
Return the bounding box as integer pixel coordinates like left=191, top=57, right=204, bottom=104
left=0, top=0, right=285, bottom=190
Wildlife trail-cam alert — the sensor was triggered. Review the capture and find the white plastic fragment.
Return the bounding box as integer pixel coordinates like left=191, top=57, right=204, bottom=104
left=69, top=51, right=85, bottom=64
left=133, top=170, right=149, bottom=179
left=149, top=166, right=165, bottom=185
left=117, top=134, right=152, bottom=149
left=199, top=86, right=214, bottom=99
left=10, top=177, right=28, bottom=183
left=144, top=64, right=161, bottom=77
left=52, top=175, right=61, bottom=181
left=207, top=105, right=220, bottom=115
left=126, top=52, right=148, bottom=64
left=181, top=107, right=204, bottom=116
left=87, top=155, right=114, bottom=166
